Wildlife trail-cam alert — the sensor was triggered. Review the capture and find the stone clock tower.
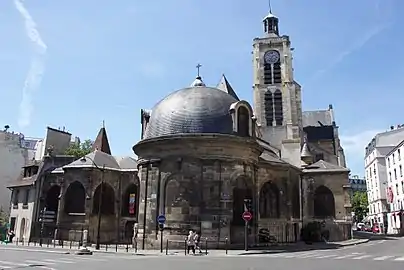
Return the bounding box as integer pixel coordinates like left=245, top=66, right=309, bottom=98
left=252, top=9, right=303, bottom=167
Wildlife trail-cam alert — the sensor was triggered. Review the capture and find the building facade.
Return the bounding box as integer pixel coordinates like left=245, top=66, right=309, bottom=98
left=385, top=139, right=404, bottom=234
left=133, top=9, right=352, bottom=248
left=349, top=175, right=366, bottom=193
left=365, top=125, right=404, bottom=231
left=7, top=127, right=76, bottom=241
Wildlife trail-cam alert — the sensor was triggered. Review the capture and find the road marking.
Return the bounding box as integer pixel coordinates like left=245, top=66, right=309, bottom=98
left=44, top=259, right=75, bottom=264
left=0, top=265, right=11, bottom=269
left=394, top=257, right=404, bottom=261
left=25, top=260, right=56, bottom=265
left=315, top=254, right=338, bottom=259
left=37, top=267, right=56, bottom=270
left=72, top=256, right=106, bottom=261
left=373, top=256, right=394, bottom=261
left=334, top=254, right=355, bottom=259
left=0, top=260, right=29, bottom=266
left=353, top=255, right=372, bottom=260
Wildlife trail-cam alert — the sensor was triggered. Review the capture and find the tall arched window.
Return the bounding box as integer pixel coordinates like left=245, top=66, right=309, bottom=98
left=273, top=61, right=282, bottom=83
left=264, top=64, right=272, bottom=85
left=273, top=89, right=283, bottom=126
left=64, top=181, right=86, bottom=214
left=264, top=91, right=274, bottom=126
left=259, top=182, right=280, bottom=218
left=237, top=106, right=250, bottom=137
left=121, top=184, right=138, bottom=217
left=313, top=185, right=335, bottom=218
left=93, top=183, right=115, bottom=215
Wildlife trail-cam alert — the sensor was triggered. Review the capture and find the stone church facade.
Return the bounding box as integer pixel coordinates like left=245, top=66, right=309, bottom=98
left=9, top=8, right=352, bottom=248
left=133, top=9, right=352, bottom=248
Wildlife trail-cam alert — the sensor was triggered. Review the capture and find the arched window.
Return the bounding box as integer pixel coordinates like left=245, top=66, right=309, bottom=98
left=264, top=91, right=274, bottom=126
left=46, top=185, right=61, bottom=212
left=313, top=185, right=335, bottom=218
left=121, top=184, right=138, bottom=217
left=64, top=181, right=86, bottom=214
left=273, top=61, right=282, bottom=83
left=274, top=89, right=283, bottom=126
left=259, top=182, right=280, bottom=218
left=264, top=63, right=272, bottom=85
left=237, top=106, right=250, bottom=137
left=93, top=183, right=115, bottom=215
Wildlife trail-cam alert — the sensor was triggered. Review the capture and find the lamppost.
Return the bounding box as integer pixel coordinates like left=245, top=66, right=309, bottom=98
left=80, top=156, right=105, bottom=250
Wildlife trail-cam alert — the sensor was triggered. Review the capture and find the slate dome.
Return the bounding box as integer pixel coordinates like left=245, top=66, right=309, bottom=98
left=144, top=85, right=238, bottom=139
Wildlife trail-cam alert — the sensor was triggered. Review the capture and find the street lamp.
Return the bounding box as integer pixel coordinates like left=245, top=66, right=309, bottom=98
left=80, top=156, right=105, bottom=250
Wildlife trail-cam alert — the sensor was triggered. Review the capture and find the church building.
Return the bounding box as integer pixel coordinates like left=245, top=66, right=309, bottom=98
left=133, top=9, right=352, bottom=248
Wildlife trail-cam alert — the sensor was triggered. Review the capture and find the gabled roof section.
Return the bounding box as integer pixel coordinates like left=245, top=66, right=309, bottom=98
left=114, top=156, right=138, bottom=171
left=303, top=160, right=349, bottom=173
left=216, top=74, right=240, bottom=101
left=301, top=142, right=312, bottom=158
left=92, top=127, right=111, bottom=155
left=63, top=150, right=120, bottom=170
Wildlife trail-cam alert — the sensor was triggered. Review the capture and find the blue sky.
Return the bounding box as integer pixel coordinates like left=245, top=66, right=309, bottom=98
left=0, top=0, right=402, bottom=176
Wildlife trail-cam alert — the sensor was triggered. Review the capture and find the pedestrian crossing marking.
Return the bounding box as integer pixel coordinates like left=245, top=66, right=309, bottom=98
left=335, top=254, right=355, bottom=259
left=25, top=259, right=56, bottom=265
left=353, top=255, right=371, bottom=260
left=394, top=257, right=404, bottom=261
left=44, top=259, right=75, bottom=264
left=374, top=256, right=394, bottom=261
left=0, top=260, right=29, bottom=267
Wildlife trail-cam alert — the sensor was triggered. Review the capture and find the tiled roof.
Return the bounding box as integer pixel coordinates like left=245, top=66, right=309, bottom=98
left=303, top=160, right=349, bottom=173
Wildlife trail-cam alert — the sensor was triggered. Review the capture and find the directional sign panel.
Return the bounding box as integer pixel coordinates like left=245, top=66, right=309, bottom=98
left=157, top=215, right=166, bottom=224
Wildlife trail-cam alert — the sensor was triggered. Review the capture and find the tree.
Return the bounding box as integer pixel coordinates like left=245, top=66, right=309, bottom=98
left=352, top=191, right=368, bottom=222
left=64, top=139, right=93, bottom=158
left=0, top=208, right=8, bottom=226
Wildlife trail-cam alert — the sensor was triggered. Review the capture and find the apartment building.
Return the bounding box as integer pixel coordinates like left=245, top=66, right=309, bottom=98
left=364, top=125, right=404, bottom=231
left=385, top=140, right=404, bottom=234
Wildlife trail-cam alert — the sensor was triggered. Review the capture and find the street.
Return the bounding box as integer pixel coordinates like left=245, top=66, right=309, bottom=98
left=1, top=238, right=404, bottom=269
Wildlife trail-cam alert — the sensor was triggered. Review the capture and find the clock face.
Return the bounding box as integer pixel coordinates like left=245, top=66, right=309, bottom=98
left=264, top=50, right=280, bottom=64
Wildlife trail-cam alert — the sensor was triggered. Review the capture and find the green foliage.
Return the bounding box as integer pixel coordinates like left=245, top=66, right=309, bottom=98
left=0, top=208, right=8, bottom=226
left=64, top=139, right=93, bottom=158
left=352, top=191, right=368, bottom=222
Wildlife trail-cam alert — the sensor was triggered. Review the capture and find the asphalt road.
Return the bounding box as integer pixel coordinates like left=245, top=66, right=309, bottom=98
left=1, top=237, right=404, bottom=270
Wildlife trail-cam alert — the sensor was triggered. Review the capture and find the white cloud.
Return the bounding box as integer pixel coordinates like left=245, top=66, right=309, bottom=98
left=340, top=129, right=384, bottom=174
left=14, top=0, right=47, bottom=128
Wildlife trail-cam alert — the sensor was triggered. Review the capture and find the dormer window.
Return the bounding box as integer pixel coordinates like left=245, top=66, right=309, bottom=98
left=237, top=107, right=250, bottom=137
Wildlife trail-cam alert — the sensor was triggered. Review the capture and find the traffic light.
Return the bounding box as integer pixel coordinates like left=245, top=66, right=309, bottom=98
left=244, top=199, right=252, bottom=211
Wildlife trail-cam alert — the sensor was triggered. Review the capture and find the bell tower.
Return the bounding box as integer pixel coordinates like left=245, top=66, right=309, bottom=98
left=252, top=5, right=303, bottom=166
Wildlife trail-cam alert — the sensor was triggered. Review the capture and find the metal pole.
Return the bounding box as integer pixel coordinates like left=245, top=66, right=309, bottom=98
left=160, top=228, right=163, bottom=253
left=96, top=165, right=105, bottom=250
left=244, top=220, right=248, bottom=251
left=40, top=207, right=46, bottom=247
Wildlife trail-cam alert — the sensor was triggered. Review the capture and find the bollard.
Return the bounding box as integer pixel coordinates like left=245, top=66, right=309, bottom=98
left=205, top=238, right=208, bottom=255
left=135, top=240, right=138, bottom=253
left=69, top=241, right=72, bottom=249
left=61, top=240, right=64, bottom=248
left=22, top=240, right=24, bottom=246
left=47, top=238, right=50, bottom=247
left=116, top=243, right=118, bottom=252
left=126, top=243, right=129, bottom=252
left=184, top=238, right=187, bottom=255
left=28, top=241, right=30, bottom=246
left=225, top=238, right=228, bottom=255
left=34, top=240, right=37, bottom=246
left=106, top=244, right=108, bottom=251
left=165, top=239, right=168, bottom=255
left=53, top=240, right=56, bottom=248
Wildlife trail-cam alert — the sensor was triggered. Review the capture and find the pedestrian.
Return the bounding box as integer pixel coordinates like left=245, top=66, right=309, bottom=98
left=186, top=230, right=195, bottom=255
left=194, top=231, right=202, bottom=254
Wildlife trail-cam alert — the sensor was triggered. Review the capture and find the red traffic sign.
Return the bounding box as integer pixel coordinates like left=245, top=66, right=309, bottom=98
left=242, top=211, right=252, bottom=221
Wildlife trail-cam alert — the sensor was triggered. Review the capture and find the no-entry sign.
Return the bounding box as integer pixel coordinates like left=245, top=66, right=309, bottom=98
left=242, top=211, right=252, bottom=222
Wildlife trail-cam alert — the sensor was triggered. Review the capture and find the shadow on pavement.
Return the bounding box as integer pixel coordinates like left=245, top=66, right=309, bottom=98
left=354, top=231, right=400, bottom=241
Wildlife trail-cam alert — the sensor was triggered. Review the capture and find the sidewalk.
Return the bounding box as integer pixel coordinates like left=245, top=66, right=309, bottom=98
left=0, top=238, right=369, bottom=257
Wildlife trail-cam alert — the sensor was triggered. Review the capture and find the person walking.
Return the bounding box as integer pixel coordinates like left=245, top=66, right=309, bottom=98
left=186, top=230, right=195, bottom=255
left=194, top=231, right=202, bottom=254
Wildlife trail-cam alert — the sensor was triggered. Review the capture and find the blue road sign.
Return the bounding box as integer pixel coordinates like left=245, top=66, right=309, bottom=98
left=157, top=215, right=166, bottom=224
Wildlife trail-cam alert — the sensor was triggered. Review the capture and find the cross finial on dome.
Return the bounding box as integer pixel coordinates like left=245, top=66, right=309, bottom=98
left=190, top=63, right=206, bottom=87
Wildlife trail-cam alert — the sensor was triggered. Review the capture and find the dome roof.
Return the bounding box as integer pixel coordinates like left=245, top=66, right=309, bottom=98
left=144, top=85, right=238, bottom=139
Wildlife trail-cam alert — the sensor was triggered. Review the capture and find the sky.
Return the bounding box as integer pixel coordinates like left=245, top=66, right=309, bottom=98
left=0, top=0, right=402, bottom=176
